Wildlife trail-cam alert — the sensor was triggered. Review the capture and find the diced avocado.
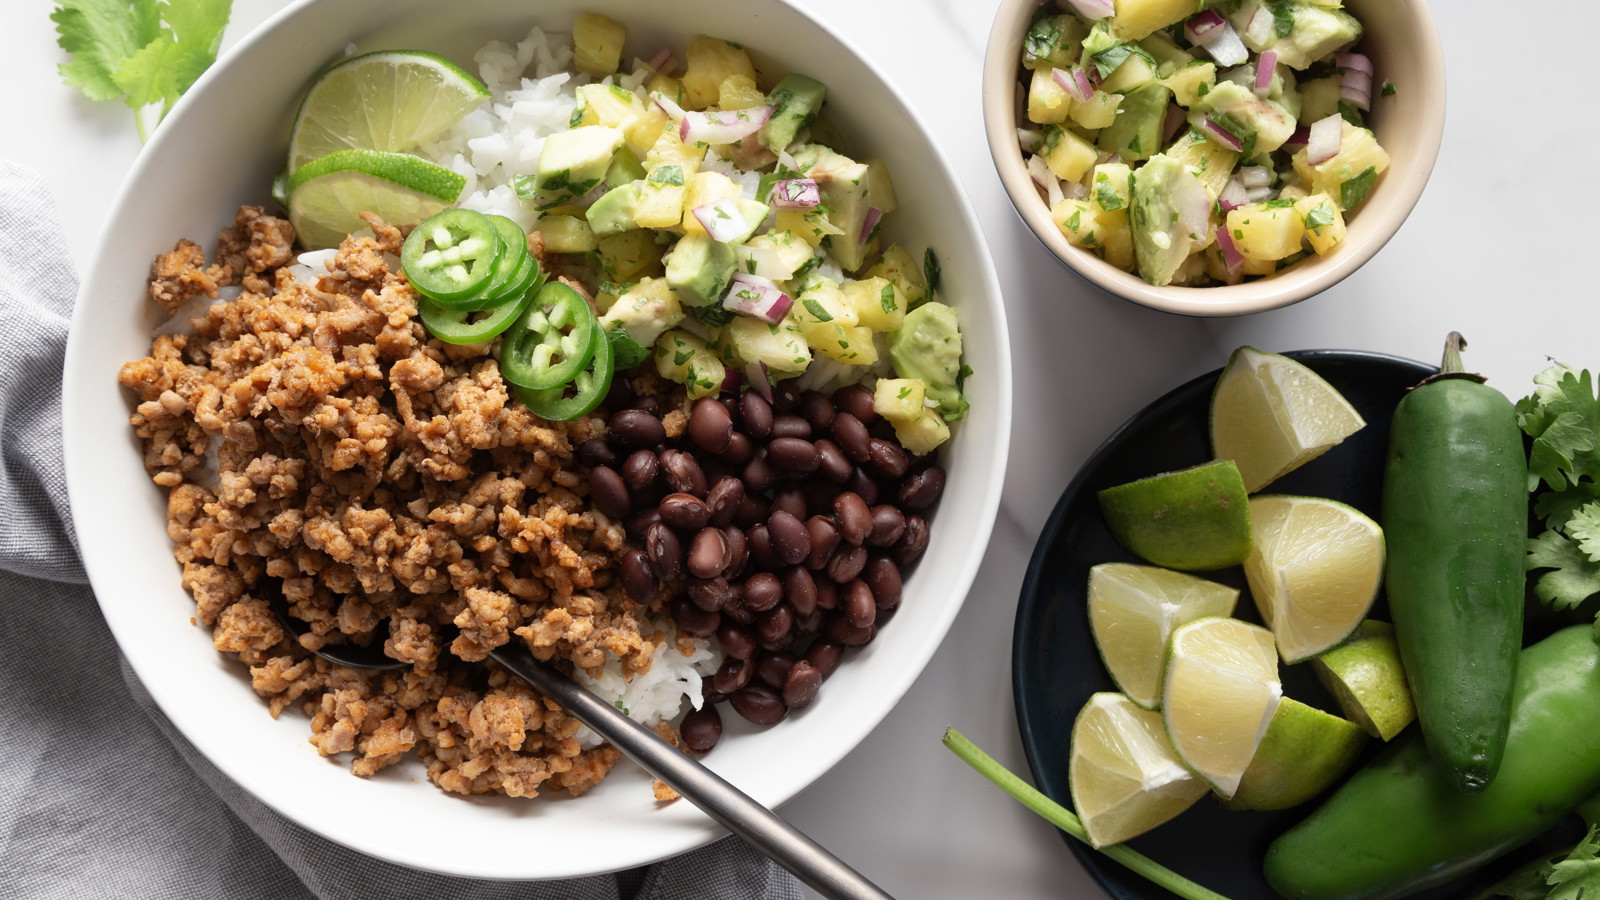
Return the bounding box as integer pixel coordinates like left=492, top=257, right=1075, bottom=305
left=1166, top=129, right=1238, bottom=198
left=1098, top=83, right=1172, bottom=164
left=598, top=277, right=683, bottom=349
left=1130, top=154, right=1211, bottom=287
left=528, top=126, right=623, bottom=209
left=537, top=214, right=597, bottom=253
left=759, top=73, right=827, bottom=152
left=1270, top=5, right=1363, bottom=70
left=791, top=144, right=881, bottom=271
left=1164, top=61, right=1216, bottom=108
left=1196, top=81, right=1297, bottom=155
left=1297, top=75, right=1342, bottom=124
left=893, top=407, right=951, bottom=456
left=664, top=233, right=737, bottom=306
left=586, top=182, right=644, bottom=237
left=888, top=302, right=967, bottom=422
left=595, top=230, right=662, bottom=282
left=605, top=148, right=647, bottom=187
left=1099, top=52, right=1158, bottom=94
left=1137, top=32, right=1194, bottom=78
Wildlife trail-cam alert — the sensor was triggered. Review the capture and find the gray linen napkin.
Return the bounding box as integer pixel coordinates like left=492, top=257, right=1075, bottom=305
left=0, top=158, right=802, bottom=900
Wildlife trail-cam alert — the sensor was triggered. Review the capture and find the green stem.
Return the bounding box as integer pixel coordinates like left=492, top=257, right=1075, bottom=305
left=942, top=727, right=1232, bottom=900
left=134, top=107, right=149, bottom=145
left=1441, top=331, right=1466, bottom=375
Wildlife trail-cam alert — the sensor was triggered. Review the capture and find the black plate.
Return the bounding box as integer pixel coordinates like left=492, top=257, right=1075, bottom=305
left=1011, top=349, right=1583, bottom=899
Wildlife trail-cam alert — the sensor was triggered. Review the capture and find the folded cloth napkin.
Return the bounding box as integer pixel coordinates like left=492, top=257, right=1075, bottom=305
left=0, top=158, right=802, bottom=900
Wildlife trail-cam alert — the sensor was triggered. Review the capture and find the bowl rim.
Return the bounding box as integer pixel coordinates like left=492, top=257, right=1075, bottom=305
left=981, top=0, right=1447, bottom=317
left=61, top=0, right=1013, bottom=879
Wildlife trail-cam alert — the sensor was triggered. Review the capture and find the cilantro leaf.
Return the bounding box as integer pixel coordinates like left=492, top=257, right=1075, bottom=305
left=1521, top=366, right=1600, bottom=492
left=605, top=329, right=651, bottom=368
left=1548, top=826, right=1600, bottom=900
left=1527, top=530, right=1600, bottom=611
left=113, top=0, right=231, bottom=112
left=1536, top=486, right=1600, bottom=533
left=1340, top=166, right=1379, bottom=210
left=1568, top=502, right=1600, bottom=561
left=54, top=0, right=160, bottom=102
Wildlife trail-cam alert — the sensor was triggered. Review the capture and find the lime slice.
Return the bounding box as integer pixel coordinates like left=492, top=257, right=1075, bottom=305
left=1210, top=347, right=1366, bottom=493
left=1069, top=692, right=1209, bottom=848
left=1087, top=563, right=1240, bottom=709
left=1312, top=619, right=1416, bottom=740
left=1097, top=459, right=1253, bottom=571
left=1161, top=616, right=1281, bottom=799
left=287, top=149, right=466, bottom=251
left=1243, top=495, right=1384, bottom=664
left=287, top=49, right=490, bottom=171
left=1223, top=697, right=1367, bottom=811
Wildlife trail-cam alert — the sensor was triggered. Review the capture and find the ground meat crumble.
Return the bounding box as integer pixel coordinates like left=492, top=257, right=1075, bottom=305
left=120, top=208, right=679, bottom=799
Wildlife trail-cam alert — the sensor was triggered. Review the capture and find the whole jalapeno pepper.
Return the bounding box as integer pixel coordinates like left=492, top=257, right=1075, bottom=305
left=1382, top=332, right=1527, bottom=795
left=1264, top=626, right=1600, bottom=900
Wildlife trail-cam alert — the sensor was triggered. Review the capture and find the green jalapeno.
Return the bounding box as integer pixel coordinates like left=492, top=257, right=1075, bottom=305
left=470, top=214, right=539, bottom=308
left=514, top=322, right=612, bottom=421
left=498, top=280, right=598, bottom=391
left=417, top=277, right=539, bottom=345
left=401, top=208, right=502, bottom=305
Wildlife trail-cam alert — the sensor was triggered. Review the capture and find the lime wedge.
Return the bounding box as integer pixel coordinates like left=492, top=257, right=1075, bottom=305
left=1312, top=619, right=1416, bottom=741
left=1210, top=347, right=1366, bottom=493
left=287, top=49, right=489, bottom=172
left=1243, top=495, right=1384, bottom=664
left=1097, top=459, right=1253, bottom=571
left=1087, top=564, right=1239, bottom=710
left=1223, top=697, right=1366, bottom=811
left=1069, top=692, right=1209, bottom=848
left=287, top=149, right=466, bottom=250
left=1161, top=616, right=1281, bottom=799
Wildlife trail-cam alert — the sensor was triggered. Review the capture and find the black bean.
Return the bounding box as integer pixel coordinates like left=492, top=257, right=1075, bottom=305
left=864, top=555, right=903, bottom=610
left=767, top=510, right=810, bottom=566
left=805, top=639, right=844, bottom=677
left=630, top=395, right=662, bottom=417
left=659, top=492, right=711, bottom=531
left=770, top=414, right=812, bottom=440
left=670, top=597, right=720, bottom=637
left=621, top=449, right=659, bottom=492
left=771, top=486, right=807, bottom=522
left=735, top=493, right=770, bottom=529
left=712, top=656, right=754, bottom=694
left=757, top=604, right=795, bottom=649
left=609, top=408, right=665, bottom=449
left=772, top=381, right=802, bottom=411
left=800, top=390, right=837, bottom=432
left=742, top=450, right=775, bottom=493
left=645, top=521, right=684, bottom=582
left=660, top=449, right=708, bottom=497
left=831, top=412, right=872, bottom=463
left=783, top=661, right=823, bottom=709
left=794, top=607, right=825, bottom=635
left=576, top=438, right=616, bottom=468
left=626, top=507, right=661, bottom=540
left=815, top=579, right=838, bottom=610
left=680, top=706, right=722, bottom=753
left=589, top=465, right=631, bottom=519
left=730, top=685, right=787, bottom=725
left=721, top=595, right=755, bottom=625
left=690, top=577, right=736, bottom=611
left=747, top=524, right=781, bottom=571
left=846, top=467, right=880, bottom=505
left=844, top=579, right=877, bottom=628
left=814, top=439, right=853, bottom=484
left=899, top=466, right=946, bottom=510
left=805, top=516, right=840, bottom=570
left=701, top=688, right=727, bottom=706
left=742, top=571, right=783, bottom=612
left=688, top=397, right=735, bottom=454
left=768, top=436, right=820, bottom=474
left=894, top=515, right=930, bottom=567
left=620, top=549, right=656, bottom=604
left=832, top=383, right=878, bottom=424
left=706, top=476, right=745, bottom=528
left=827, top=545, right=868, bottom=584
left=867, top=505, right=907, bottom=547
left=784, top=566, right=818, bottom=616
left=867, top=438, right=911, bottom=479
left=740, top=390, right=774, bottom=440
left=757, top=650, right=799, bottom=689
left=833, top=492, right=872, bottom=546
left=827, top=612, right=876, bottom=647
left=688, top=528, right=731, bottom=579
left=717, top=622, right=756, bottom=660
left=802, top=480, right=839, bottom=519
left=717, top=431, right=754, bottom=466
left=606, top=375, right=636, bottom=411
left=723, top=527, right=749, bottom=578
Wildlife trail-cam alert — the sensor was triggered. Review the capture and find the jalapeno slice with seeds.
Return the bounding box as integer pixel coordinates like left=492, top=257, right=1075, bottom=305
left=471, top=215, right=538, bottom=307
left=417, top=274, right=542, bottom=345
left=498, top=280, right=599, bottom=391
left=514, top=324, right=613, bottom=421
left=401, top=208, right=502, bottom=305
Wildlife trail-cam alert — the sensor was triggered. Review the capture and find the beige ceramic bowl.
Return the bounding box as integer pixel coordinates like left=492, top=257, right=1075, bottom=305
left=983, top=0, right=1446, bottom=316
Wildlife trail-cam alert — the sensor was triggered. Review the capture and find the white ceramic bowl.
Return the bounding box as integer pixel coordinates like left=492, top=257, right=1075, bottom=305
left=62, top=0, right=1010, bottom=881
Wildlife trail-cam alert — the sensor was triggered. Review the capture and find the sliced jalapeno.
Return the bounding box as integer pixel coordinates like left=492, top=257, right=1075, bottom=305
left=473, top=215, right=538, bottom=307
left=499, top=281, right=599, bottom=390
left=418, top=278, right=539, bottom=345
left=401, top=208, right=502, bottom=305
left=514, top=323, right=613, bottom=421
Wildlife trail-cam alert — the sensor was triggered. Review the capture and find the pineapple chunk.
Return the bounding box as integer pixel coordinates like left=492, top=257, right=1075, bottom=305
left=1295, top=192, right=1347, bottom=254
left=775, top=208, right=843, bottom=247
left=726, top=315, right=812, bottom=375
left=1111, top=0, right=1202, bottom=40
left=578, top=84, right=670, bottom=158
left=1241, top=256, right=1277, bottom=276
left=893, top=408, right=951, bottom=456
left=1039, top=125, right=1097, bottom=183
left=1292, top=121, right=1389, bottom=210
left=864, top=245, right=928, bottom=308
left=1051, top=199, right=1107, bottom=251
left=1090, top=163, right=1133, bottom=213
left=874, top=378, right=928, bottom=424
left=1099, top=210, right=1136, bottom=271
left=654, top=331, right=726, bottom=400
left=737, top=231, right=815, bottom=281
left=682, top=37, right=757, bottom=109
left=1226, top=202, right=1305, bottom=261
left=1166, top=129, right=1239, bottom=199
left=717, top=74, right=766, bottom=110
left=1089, top=163, right=1136, bottom=269
left=647, top=73, right=685, bottom=106
left=633, top=182, right=686, bottom=230
left=791, top=280, right=868, bottom=363
left=1164, top=61, right=1216, bottom=108
left=537, top=215, right=597, bottom=253
left=1028, top=68, right=1073, bottom=125
left=679, top=172, right=743, bottom=235
left=596, top=230, right=664, bottom=282
left=863, top=159, right=899, bottom=214
left=1070, top=91, right=1121, bottom=130
left=1022, top=14, right=1086, bottom=70
left=1099, top=53, right=1158, bottom=94
left=646, top=131, right=706, bottom=173
left=573, top=13, right=626, bottom=78
left=812, top=324, right=878, bottom=366
left=843, top=276, right=905, bottom=333
left=599, top=277, right=684, bottom=349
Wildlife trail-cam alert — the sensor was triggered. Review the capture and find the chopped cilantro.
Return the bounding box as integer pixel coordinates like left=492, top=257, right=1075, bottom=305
left=606, top=329, right=650, bottom=368
left=746, top=259, right=757, bottom=274
left=1339, top=166, right=1379, bottom=210
left=649, top=165, right=685, bottom=186
left=879, top=284, right=897, bottom=314
left=673, top=347, right=694, bottom=366
left=688, top=304, right=733, bottom=328
left=922, top=248, right=941, bottom=297
left=1381, top=81, right=1397, bottom=97
left=1302, top=200, right=1336, bottom=231
left=1065, top=209, right=1082, bottom=231
left=802, top=297, right=833, bottom=322
left=1023, top=15, right=1062, bottom=61
left=1093, top=176, right=1125, bottom=211
left=1261, top=198, right=1296, bottom=210
left=1264, top=0, right=1296, bottom=38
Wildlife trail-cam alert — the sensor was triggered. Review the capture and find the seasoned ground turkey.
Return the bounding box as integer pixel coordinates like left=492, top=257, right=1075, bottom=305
left=120, top=208, right=675, bottom=799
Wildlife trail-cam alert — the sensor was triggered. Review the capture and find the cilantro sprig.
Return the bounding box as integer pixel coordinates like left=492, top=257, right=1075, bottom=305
left=53, top=0, right=234, bottom=143
left=1518, top=364, right=1600, bottom=621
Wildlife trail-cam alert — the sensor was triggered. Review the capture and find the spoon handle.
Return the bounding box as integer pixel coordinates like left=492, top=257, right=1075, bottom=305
left=488, top=645, right=894, bottom=900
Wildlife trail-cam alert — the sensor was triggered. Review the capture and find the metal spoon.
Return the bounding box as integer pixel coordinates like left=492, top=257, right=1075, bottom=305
left=265, top=583, right=892, bottom=900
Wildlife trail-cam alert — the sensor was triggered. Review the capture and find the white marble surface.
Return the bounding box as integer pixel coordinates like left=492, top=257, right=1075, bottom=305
left=7, top=0, right=1591, bottom=897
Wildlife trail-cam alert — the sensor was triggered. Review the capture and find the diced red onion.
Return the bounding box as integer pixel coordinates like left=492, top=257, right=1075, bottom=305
left=575, top=181, right=609, bottom=208
left=1216, top=226, right=1245, bottom=277
left=720, top=368, right=743, bottom=392
left=1017, top=128, right=1043, bottom=153
left=1335, top=52, right=1374, bottom=76
left=1162, top=103, right=1186, bottom=143
left=1238, top=166, right=1271, bottom=189
left=1307, top=114, right=1342, bottom=165
left=1028, top=154, right=1064, bottom=207
left=1200, top=117, right=1244, bottom=152
left=692, top=201, right=750, bottom=243
left=1052, top=67, right=1095, bottom=103
left=1186, top=13, right=1248, bottom=67
left=858, top=207, right=883, bottom=247
left=769, top=178, right=819, bottom=209
left=1183, top=10, right=1226, bottom=40
left=744, top=361, right=773, bottom=402
left=1218, top=177, right=1247, bottom=212
left=1283, top=126, right=1310, bottom=153
left=679, top=105, right=774, bottom=145
left=1243, top=7, right=1274, bottom=46
left=653, top=92, right=686, bottom=120
left=647, top=47, right=674, bottom=74
left=1244, top=184, right=1273, bottom=203
left=1254, top=51, right=1277, bottom=96
left=1062, top=0, right=1114, bottom=20
left=1337, top=52, right=1375, bottom=110
left=722, top=273, right=792, bottom=323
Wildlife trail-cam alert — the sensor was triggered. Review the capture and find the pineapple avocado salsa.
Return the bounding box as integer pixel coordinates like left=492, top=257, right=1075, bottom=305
left=1019, top=0, right=1390, bottom=287
left=288, top=15, right=967, bottom=451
